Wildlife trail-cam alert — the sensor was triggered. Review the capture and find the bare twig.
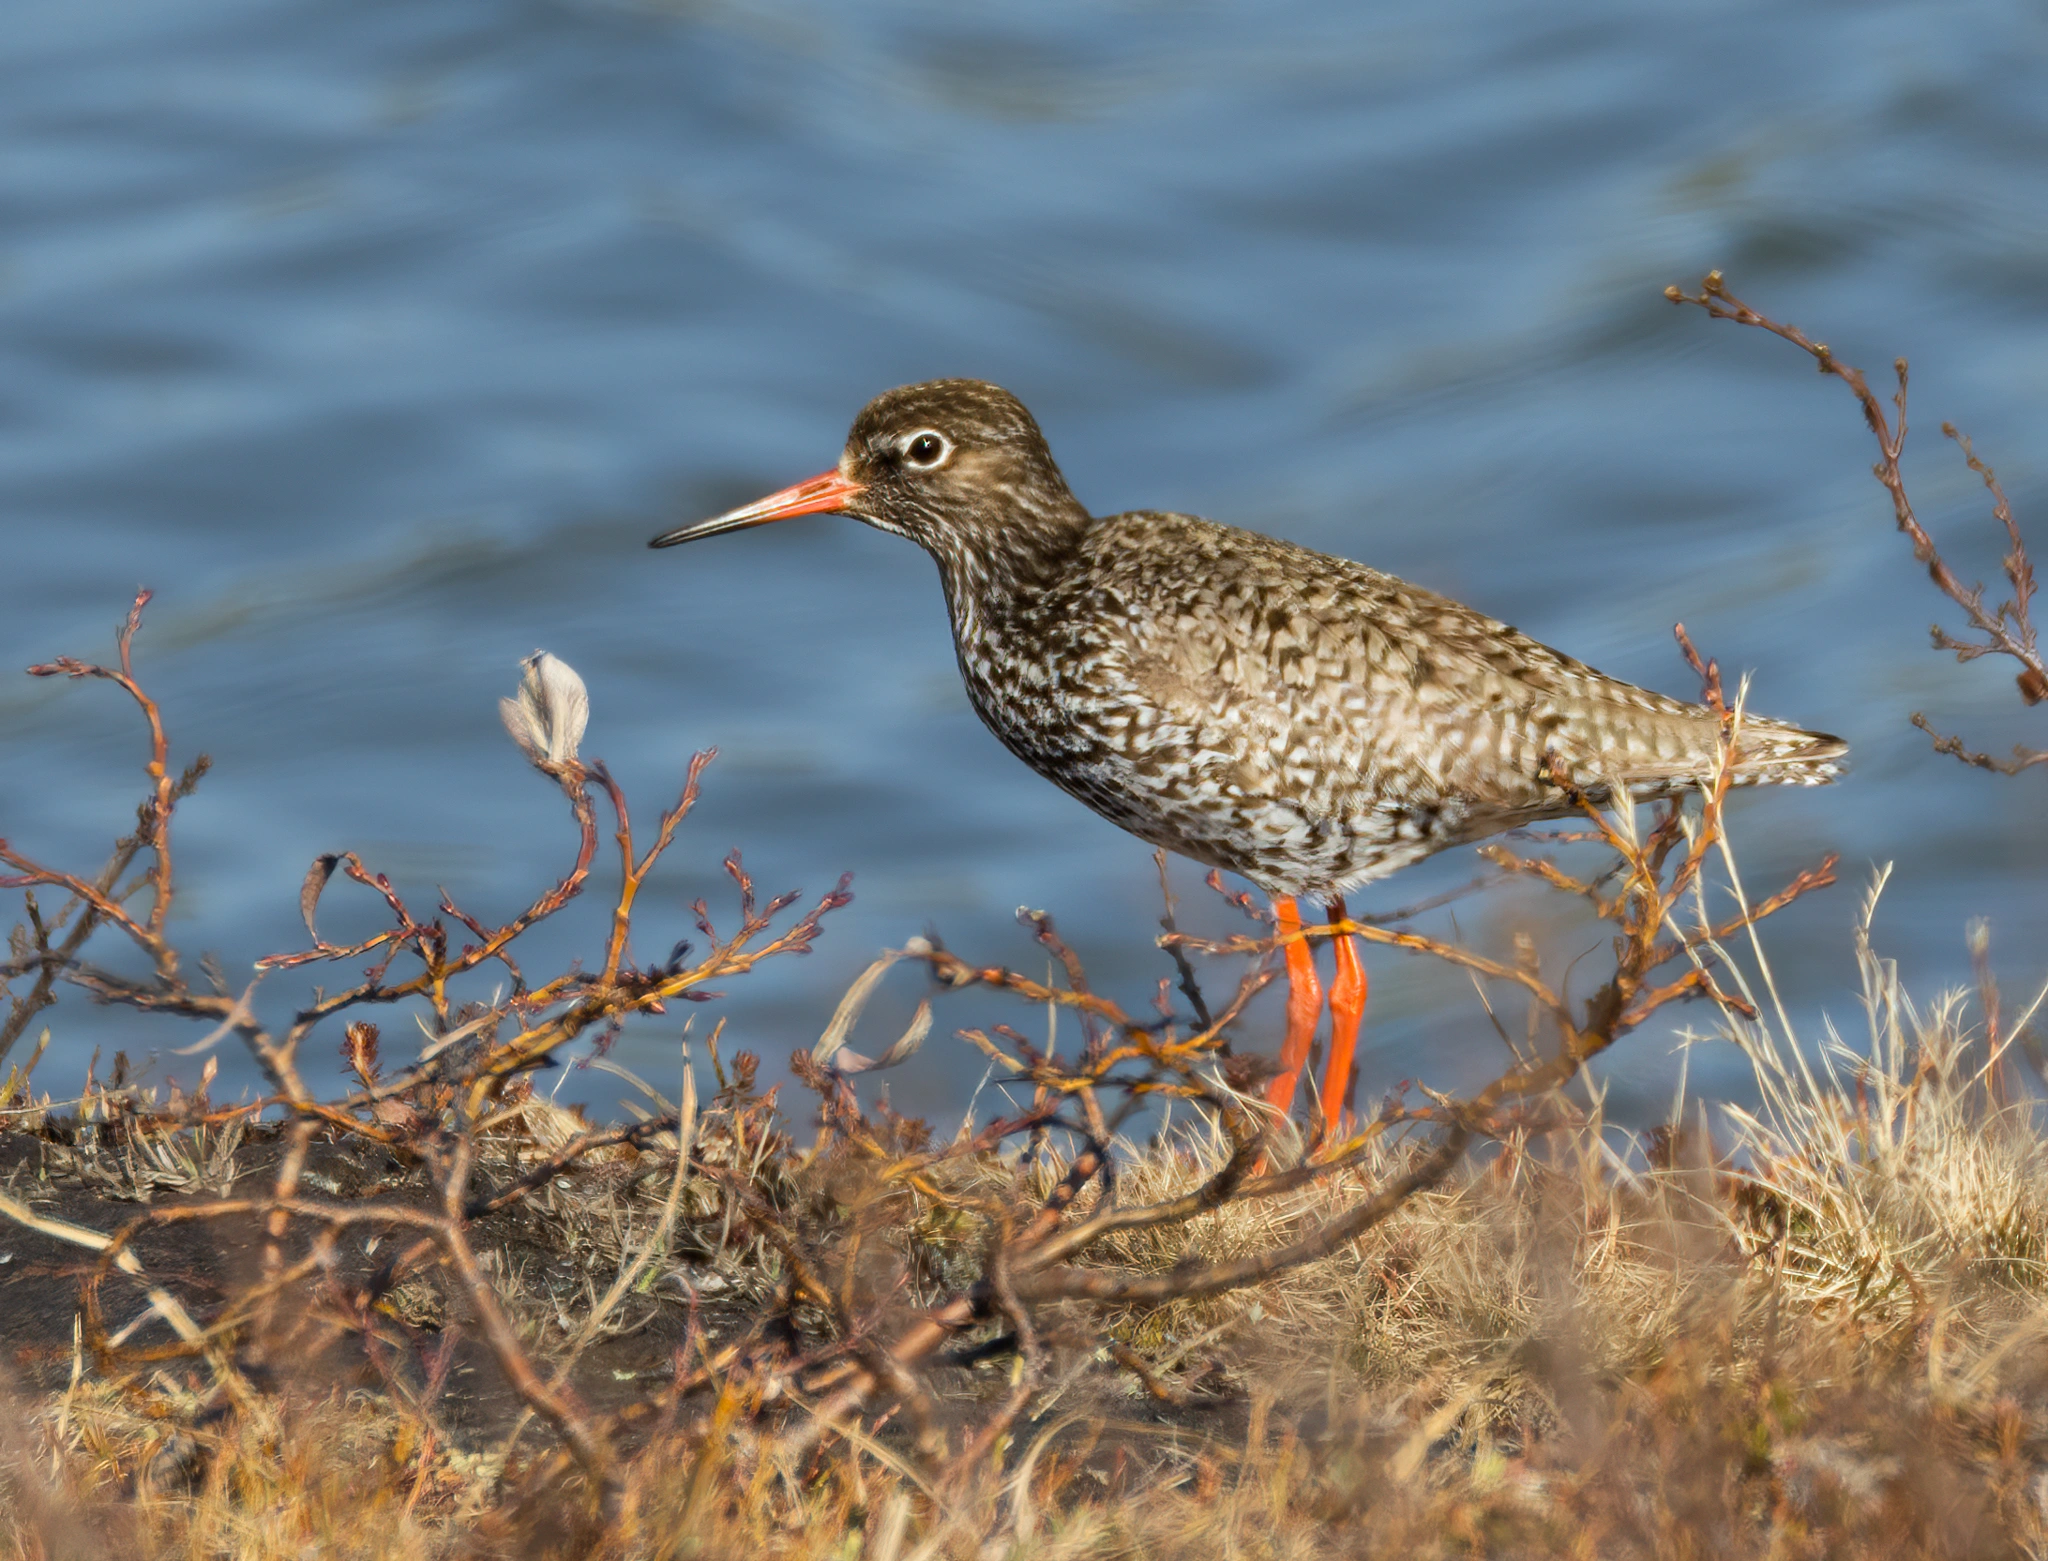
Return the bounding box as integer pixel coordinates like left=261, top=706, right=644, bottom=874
left=1669, top=270, right=2043, bottom=771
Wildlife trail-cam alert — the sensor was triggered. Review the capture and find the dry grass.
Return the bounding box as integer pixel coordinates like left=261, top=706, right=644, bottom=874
left=8, top=876, right=2048, bottom=1559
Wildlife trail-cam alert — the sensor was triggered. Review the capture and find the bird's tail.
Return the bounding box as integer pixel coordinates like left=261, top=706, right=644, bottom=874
left=1726, top=715, right=1848, bottom=787
left=1596, top=710, right=1848, bottom=801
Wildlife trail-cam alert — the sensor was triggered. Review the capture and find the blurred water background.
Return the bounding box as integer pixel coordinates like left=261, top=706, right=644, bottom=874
left=4, top=0, right=2045, bottom=1127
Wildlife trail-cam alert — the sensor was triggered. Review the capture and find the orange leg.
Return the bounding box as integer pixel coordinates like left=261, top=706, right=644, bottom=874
left=1320, top=895, right=1367, bottom=1135
left=1263, top=895, right=1322, bottom=1117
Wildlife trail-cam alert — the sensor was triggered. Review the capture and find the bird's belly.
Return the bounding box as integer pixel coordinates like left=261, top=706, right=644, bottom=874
left=962, top=667, right=1465, bottom=896
left=1052, top=749, right=1460, bottom=896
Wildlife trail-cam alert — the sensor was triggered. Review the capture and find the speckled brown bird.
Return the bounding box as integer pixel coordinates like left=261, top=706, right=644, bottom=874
left=651, top=380, right=1846, bottom=1125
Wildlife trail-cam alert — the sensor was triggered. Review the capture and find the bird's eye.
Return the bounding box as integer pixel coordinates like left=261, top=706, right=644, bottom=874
left=902, top=431, right=950, bottom=468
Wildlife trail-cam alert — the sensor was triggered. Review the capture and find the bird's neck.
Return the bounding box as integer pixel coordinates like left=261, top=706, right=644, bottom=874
left=922, top=503, right=1093, bottom=640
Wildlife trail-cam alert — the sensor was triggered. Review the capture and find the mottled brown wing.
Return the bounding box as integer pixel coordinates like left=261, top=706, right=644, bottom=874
left=1078, top=513, right=1833, bottom=826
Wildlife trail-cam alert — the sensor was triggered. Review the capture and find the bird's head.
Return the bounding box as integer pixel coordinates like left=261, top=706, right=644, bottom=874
left=650, top=379, right=1087, bottom=564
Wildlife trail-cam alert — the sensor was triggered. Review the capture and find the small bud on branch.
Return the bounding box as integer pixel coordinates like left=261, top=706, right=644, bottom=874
left=500, top=652, right=589, bottom=773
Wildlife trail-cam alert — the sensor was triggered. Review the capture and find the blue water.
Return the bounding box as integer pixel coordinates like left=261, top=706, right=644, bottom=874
left=4, top=0, right=2045, bottom=1126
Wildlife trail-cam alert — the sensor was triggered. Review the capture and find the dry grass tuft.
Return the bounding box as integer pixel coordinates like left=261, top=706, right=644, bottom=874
left=17, top=881, right=2048, bottom=1559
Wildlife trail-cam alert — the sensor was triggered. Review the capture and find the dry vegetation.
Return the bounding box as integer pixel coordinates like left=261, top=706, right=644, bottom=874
left=1666, top=271, right=2046, bottom=771
left=0, top=280, right=2043, bottom=1558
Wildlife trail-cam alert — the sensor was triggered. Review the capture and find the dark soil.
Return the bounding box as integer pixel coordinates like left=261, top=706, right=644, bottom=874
left=0, top=1126, right=741, bottom=1449
left=0, top=1126, right=1252, bottom=1464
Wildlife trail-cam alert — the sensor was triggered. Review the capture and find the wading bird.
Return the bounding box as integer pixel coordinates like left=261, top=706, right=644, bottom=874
left=652, top=381, right=1844, bottom=1128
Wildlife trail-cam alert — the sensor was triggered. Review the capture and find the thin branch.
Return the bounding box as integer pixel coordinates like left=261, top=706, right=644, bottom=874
left=1669, top=270, right=2044, bottom=771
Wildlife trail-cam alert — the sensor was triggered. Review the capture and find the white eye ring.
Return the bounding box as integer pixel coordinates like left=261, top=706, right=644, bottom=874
left=900, top=430, right=952, bottom=469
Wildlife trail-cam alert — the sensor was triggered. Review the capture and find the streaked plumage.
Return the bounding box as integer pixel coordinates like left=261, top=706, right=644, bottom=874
left=655, top=378, right=1845, bottom=901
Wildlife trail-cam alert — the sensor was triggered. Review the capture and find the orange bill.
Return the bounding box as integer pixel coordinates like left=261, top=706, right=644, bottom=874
left=649, top=469, right=866, bottom=548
